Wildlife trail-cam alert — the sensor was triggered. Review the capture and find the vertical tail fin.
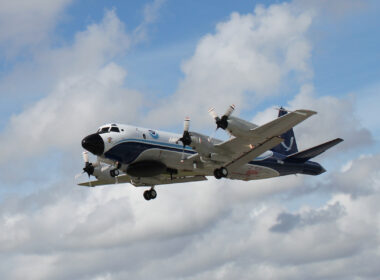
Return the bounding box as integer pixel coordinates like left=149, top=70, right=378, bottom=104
left=271, top=107, right=298, bottom=155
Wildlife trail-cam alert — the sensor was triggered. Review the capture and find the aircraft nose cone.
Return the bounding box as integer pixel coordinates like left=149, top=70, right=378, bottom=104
left=82, top=133, right=104, bottom=156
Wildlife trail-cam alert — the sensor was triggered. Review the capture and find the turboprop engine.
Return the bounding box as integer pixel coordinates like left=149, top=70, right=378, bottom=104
left=208, top=105, right=258, bottom=138
left=170, top=117, right=216, bottom=161
left=76, top=151, right=121, bottom=186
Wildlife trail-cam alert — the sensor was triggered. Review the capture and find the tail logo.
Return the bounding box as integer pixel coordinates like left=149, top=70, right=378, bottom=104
left=281, top=137, right=294, bottom=152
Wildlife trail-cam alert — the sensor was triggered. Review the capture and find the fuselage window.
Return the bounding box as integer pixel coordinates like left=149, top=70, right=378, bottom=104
left=110, top=127, right=120, bottom=133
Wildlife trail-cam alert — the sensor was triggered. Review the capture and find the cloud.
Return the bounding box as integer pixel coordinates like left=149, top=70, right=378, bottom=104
left=0, top=10, right=141, bottom=165
left=145, top=2, right=313, bottom=128
left=0, top=0, right=73, bottom=57
left=1, top=153, right=380, bottom=280
left=325, top=154, right=380, bottom=198
left=133, top=0, right=167, bottom=42
left=0, top=9, right=130, bottom=100
left=270, top=202, right=346, bottom=232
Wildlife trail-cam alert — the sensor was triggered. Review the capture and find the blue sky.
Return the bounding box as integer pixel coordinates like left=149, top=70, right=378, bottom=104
left=0, top=1, right=379, bottom=279
left=1, top=0, right=378, bottom=127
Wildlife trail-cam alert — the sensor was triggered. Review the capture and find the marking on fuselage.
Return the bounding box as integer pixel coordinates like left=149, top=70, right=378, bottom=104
left=281, top=137, right=294, bottom=151
left=149, top=130, right=159, bottom=139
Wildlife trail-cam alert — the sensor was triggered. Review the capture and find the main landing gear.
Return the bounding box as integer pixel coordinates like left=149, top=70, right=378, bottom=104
left=110, top=169, right=119, bottom=177
left=143, top=187, right=157, bottom=201
left=110, top=162, right=121, bottom=178
left=214, top=167, right=228, bottom=179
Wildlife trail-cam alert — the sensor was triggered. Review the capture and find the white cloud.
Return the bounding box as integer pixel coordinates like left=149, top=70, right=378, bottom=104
left=0, top=10, right=142, bottom=164
left=133, top=0, right=167, bottom=43
left=326, top=153, right=380, bottom=198
left=145, top=2, right=313, bottom=128
left=0, top=62, right=142, bottom=163
left=0, top=9, right=130, bottom=98
left=1, top=151, right=380, bottom=280
left=0, top=0, right=73, bottom=57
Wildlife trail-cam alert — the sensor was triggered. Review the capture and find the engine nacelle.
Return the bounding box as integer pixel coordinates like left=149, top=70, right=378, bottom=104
left=92, top=164, right=115, bottom=181
left=225, top=116, right=258, bottom=138
left=189, top=132, right=215, bottom=155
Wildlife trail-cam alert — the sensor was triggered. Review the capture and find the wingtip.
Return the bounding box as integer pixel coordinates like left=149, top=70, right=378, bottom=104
left=295, top=109, right=318, bottom=116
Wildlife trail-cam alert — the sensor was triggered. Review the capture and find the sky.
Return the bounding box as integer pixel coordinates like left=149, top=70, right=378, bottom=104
left=0, top=0, right=379, bottom=279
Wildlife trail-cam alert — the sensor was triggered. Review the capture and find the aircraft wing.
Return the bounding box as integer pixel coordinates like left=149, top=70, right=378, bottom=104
left=78, top=174, right=207, bottom=187
left=215, top=109, right=317, bottom=168
left=78, top=174, right=131, bottom=187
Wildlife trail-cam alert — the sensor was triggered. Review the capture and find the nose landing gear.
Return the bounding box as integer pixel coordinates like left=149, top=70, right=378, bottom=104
left=143, top=187, right=157, bottom=201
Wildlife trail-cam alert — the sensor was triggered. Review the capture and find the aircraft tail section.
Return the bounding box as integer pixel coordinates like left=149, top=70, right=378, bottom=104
left=286, top=138, right=343, bottom=163
left=271, top=107, right=299, bottom=155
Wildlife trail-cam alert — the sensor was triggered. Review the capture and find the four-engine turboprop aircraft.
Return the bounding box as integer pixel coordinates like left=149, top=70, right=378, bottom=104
left=77, top=106, right=343, bottom=201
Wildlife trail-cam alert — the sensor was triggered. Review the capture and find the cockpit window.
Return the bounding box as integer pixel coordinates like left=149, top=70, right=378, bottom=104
left=98, top=127, right=110, bottom=134
left=110, top=127, right=120, bottom=133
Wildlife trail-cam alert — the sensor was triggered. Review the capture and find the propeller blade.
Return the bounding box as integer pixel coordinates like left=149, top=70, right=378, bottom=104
left=180, top=147, right=187, bottom=163
left=208, top=107, right=219, bottom=120
left=224, top=104, right=235, bottom=117
left=75, top=171, right=85, bottom=180
left=82, top=151, right=89, bottom=163
left=184, top=117, right=190, bottom=132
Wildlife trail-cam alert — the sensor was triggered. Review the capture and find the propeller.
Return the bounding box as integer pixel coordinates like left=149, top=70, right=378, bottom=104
left=75, top=151, right=94, bottom=186
left=178, top=117, right=192, bottom=161
left=208, top=104, right=235, bottom=130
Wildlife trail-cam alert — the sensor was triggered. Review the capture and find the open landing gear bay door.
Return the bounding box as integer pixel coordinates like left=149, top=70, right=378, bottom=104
left=215, top=109, right=317, bottom=168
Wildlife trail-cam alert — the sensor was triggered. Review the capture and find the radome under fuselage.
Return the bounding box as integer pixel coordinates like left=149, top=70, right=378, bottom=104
left=82, top=123, right=325, bottom=182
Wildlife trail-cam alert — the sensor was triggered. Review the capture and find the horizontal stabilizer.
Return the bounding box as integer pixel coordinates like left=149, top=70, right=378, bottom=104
left=286, top=138, right=343, bottom=163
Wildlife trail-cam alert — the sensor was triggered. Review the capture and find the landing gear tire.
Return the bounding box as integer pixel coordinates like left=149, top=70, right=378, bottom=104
left=143, top=188, right=157, bottom=201
left=149, top=189, right=157, bottom=199
left=143, top=190, right=151, bottom=201
left=110, top=169, right=120, bottom=177
left=220, top=167, right=228, bottom=177
left=214, top=167, right=228, bottom=179
left=214, top=169, right=222, bottom=179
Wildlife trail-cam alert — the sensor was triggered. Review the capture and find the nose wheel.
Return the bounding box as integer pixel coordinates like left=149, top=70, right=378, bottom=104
left=143, top=187, right=157, bottom=201
left=214, top=167, right=228, bottom=179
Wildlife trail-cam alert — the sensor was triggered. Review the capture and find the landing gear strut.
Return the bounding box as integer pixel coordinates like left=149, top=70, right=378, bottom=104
left=143, top=187, right=157, bottom=201
left=110, top=162, right=121, bottom=177
left=214, top=167, right=228, bottom=179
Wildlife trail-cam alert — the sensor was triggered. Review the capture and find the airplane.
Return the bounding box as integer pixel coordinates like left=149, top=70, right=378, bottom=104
left=77, top=106, right=343, bottom=201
